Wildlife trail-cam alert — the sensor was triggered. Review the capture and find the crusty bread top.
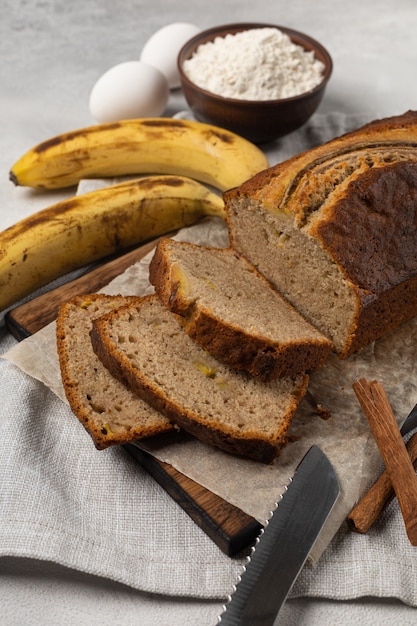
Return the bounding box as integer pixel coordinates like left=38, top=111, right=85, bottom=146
left=224, top=110, right=417, bottom=216
left=225, top=111, right=417, bottom=297
left=311, top=161, right=417, bottom=294
left=90, top=294, right=309, bottom=463
left=149, top=238, right=331, bottom=380
left=56, top=294, right=174, bottom=449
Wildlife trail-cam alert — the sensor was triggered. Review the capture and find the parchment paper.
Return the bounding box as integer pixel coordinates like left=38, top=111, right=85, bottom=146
left=4, top=189, right=417, bottom=562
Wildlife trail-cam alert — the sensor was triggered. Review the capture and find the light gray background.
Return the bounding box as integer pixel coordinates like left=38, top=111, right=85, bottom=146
left=1, top=1, right=417, bottom=624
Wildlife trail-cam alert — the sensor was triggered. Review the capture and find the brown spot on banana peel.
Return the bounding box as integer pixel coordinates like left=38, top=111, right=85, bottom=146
left=140, top=118, right=192, bottom=130
left=9, top=118, right=266, bottom=192
left=135, top=176, right=188, bottom=190
left=201, top=127, right=235, bottom=145
left=32, top=123, right=122, bottom=153
left=136, top=118, right=236, bottom=145
left=0, top=198, right=82, bottom=244
left=30, top=119, right=236, bottom=156
left=2, top=177, right=204, bottom=245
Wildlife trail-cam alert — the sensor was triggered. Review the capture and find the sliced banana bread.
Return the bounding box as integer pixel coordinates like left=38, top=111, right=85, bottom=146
left=225, top=110, right=417, bottom=358
left=149, top=238, right=331, bottom=381
left=56, top=294, right=175, bottom=449
left=90, top=294, right=309, bottom=463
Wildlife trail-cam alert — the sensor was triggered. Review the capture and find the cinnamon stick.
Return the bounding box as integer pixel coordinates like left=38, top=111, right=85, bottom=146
left=352, top=378, right=417, bottom=546
left=347, top=432, right=417, bottom=533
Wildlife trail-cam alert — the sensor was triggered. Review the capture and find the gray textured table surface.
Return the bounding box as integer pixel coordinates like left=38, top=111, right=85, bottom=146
left=2, top=1, right=417, bottom=624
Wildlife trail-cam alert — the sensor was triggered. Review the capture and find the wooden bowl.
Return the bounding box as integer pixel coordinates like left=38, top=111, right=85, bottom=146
left=178, top=23, right=333, bottom=144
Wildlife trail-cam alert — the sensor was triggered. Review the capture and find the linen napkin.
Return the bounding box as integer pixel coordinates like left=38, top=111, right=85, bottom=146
left=2, top=112, right=417, bottom=605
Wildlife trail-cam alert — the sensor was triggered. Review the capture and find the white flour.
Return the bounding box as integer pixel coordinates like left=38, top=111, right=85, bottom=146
left=182, top=27, right=325, bottom=101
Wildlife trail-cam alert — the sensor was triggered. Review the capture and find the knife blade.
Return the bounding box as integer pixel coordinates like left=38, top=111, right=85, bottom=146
left=217, top=445, right=340, bottom=625
left=400, top=403, right=417, bottom=437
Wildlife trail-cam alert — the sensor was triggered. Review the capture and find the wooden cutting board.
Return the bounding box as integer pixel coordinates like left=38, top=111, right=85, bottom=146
left=5, top=240, right=262, bottom=557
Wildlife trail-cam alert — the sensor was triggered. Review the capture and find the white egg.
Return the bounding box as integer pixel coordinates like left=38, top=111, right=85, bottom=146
left=89, top=60, right=169, bottom=123
left=140, top=22, right=201, bottom=89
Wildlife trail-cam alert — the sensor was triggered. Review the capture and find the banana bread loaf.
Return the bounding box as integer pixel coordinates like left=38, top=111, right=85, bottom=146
left=149, top=238, right=331, bottom=381
left=224, top=110, right=417, bottom=357
left=90, top=294, right=309, bottom=463
left=56, top=294, right=175, bottom=449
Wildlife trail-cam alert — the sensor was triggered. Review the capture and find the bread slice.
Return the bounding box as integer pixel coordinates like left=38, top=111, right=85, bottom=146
left=149, top=238, right=331, bottom=381
left=225, top=110, right=417, bottom=357
left=90, top=294, right=309, bottom=463
left=56, top=294, right=175, bottom=449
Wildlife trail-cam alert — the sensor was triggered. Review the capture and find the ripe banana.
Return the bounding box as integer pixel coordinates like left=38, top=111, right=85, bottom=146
left=9, top=117, right=269, bottom=191
left=0, top=175, right=225, bottom=312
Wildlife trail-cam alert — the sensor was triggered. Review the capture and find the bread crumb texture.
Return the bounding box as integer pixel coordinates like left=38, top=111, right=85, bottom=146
left=225, top=110, right=417, bottom=357
left=91, top=295, right=309, bottom=463
left=56, top=294, right=174, bottom=449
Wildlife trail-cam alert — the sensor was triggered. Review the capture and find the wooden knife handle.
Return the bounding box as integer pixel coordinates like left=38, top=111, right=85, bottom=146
left=124, top=444, right=262, bottom=556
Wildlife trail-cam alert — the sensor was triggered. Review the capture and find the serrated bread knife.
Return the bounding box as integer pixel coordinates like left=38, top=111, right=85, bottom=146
left=217, top=445, right=340, bottom=625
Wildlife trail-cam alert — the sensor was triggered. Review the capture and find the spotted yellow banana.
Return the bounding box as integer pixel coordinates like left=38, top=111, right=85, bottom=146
left=9, top=118, right=269, bottom=191
left=0, top=175, right=225, bottom=312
